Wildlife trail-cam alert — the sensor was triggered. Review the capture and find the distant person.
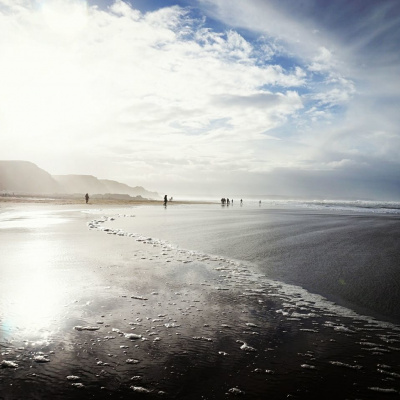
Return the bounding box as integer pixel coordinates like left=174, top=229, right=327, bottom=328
left=259, top=200, right=261, bottom=206
left=85, top=193, right=89, bottom=204
left=227, top=198, right=230, bottom=205
left=240, top=199, right=243, bottom=205
left=170, top=197, right=173, bottom=201
left=164, top=195, right=168, bottom=206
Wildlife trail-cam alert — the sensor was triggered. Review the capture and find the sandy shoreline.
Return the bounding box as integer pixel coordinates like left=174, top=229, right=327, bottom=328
left=0, top=195, right=213, bottom=206
left=1, top=204, right=400, bottom=399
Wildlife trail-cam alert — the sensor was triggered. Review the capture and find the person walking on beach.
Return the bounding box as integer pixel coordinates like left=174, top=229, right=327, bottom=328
left=85, top=193, right=89, bottom=204
left=164, top=195, right=168, bottom=206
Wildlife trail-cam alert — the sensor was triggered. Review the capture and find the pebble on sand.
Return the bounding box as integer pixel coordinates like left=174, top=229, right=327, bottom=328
left=130, top=386, right=151, bottom=393
left=1, top=360, right=18, bottom=368
left=74, top=326, right=100, bottom=331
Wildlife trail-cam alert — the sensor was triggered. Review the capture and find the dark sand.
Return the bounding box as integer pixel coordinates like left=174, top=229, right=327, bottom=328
left=1, top=203, right=400, bottom=399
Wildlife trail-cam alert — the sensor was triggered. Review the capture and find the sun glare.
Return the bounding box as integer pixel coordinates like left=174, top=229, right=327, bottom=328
left=5, top=273, right=62, bottom=336
left=1, top=236, right=67, bottom=341
left=39, top=0, right=88, bottom=36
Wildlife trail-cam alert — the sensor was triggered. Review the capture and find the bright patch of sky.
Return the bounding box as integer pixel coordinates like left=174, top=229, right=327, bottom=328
left=1, top=0, right=399, bottom=199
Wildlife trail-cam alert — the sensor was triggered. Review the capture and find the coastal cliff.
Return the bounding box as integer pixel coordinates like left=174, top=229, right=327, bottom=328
left=0, top=160, right=159, bottom=199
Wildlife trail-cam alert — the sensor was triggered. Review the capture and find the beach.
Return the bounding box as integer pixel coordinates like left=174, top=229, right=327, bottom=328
left=1, top=201, right=400, bottom=399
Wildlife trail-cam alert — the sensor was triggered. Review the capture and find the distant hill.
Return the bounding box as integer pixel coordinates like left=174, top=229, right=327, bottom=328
left=0, top=160, right=159, bottom=199
left=53, top=174, right=105, bottom=195
left=100, top=179, right=159, bottom=199
left=0, top=160, right=61, bottom=194
left=53, top=175, right=159, bottom=199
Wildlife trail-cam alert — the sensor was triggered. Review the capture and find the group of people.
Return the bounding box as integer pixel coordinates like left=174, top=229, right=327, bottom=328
left=221, top=198, right=243, bottom=205
left=220, top=198, right=231, bottom=205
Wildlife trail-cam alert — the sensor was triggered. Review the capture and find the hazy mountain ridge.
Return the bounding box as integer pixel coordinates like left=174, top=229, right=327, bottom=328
left=99, top=179, right=158, bottom=198
left=0, top=161, right=159, bottom=199
left=0, top=160, right=61, bottom=194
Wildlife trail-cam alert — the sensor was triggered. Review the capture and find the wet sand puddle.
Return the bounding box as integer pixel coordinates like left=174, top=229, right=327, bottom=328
left=1, top=212, right=400, bottom=399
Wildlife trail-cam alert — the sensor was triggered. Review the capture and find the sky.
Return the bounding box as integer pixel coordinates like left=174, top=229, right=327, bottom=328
left=1, top=0, right=400, bottom=199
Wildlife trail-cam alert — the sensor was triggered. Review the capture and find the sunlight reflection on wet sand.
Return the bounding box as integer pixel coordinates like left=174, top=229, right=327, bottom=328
left=0, top=209, right=69, bottom=230
left=1, top=233, right=67, bottom=341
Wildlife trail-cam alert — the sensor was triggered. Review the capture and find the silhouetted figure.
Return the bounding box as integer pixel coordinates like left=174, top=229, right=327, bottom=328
left=164, top=195, right=168, bottom=206
left=227, top=198, right=230, bottom=205
left=221, top=198, right=226, bottom=205
left=259, top=200, right=261, bottom=206
left=240, top=199, right=243, bottom=206
left=85, top=193, right=89, bottom=204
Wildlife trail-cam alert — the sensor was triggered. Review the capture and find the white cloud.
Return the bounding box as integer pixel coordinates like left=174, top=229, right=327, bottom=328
left=0, top=0, right=306, bottom=188
left=326, top=159, right=359, bottom=169
left=308, top=47, right=334, bottom=72
left=312, top=87, right=354, bottom=108
left=1, top=0, right=399, bottom=198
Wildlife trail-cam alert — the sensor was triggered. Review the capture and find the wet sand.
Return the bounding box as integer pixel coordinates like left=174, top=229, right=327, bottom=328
left=1, top=204, right=400, bottom=399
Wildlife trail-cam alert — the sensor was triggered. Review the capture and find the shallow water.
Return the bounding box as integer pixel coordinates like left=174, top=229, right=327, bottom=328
left=110, top=203, right=400, bottom=323
left=1, top=205, right=400, bottom=399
